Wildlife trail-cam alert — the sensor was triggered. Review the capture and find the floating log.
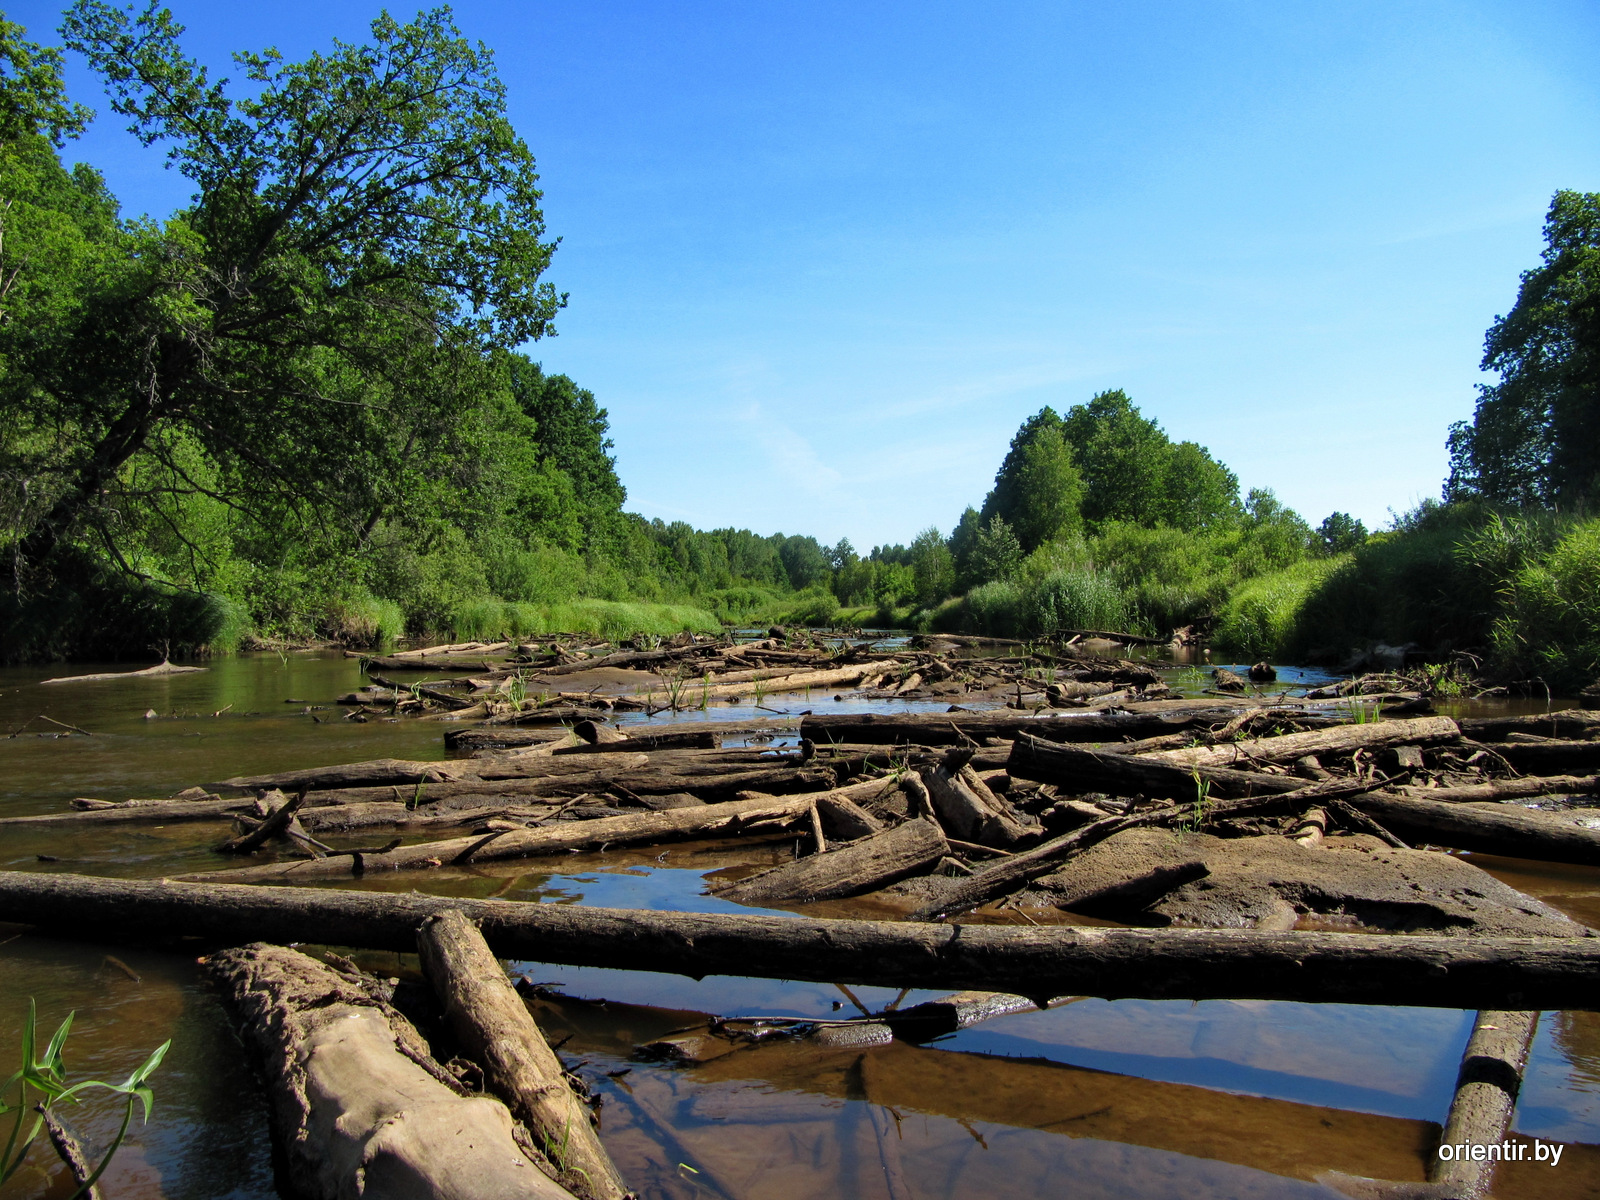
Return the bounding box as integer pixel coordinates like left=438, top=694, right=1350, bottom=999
left=1142, top=716, right=1462, bottom=769
left=40, top=660, right=207, bottom=685
left=712, top=818, right=949, bottom=905
left=1349, top=792, right=1600, bottom=866
left=205, top=942, right=570, bottom=1200
left=417, top=911, right=627, bottom=1200
left=1008, top=735, right=1307, bottom=801
left=3, top=872, right=1596, bottom=1009
left=1430, top=1010, right=1539, bottom=1198
left=0, top=796, right=256, bottom=826
left=174, top=793, right=820, bottom=884
left=800, top=709, right=1234, bottom=747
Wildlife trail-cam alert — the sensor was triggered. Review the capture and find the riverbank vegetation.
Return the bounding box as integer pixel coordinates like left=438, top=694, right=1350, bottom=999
left=0, top=10, right=1594, bottom=691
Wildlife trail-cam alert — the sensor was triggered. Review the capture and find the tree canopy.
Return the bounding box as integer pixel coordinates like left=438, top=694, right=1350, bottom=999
left=1447, top=190, right=1600, bottom=507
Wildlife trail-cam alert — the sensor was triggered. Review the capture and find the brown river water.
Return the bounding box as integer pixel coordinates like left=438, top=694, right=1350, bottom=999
left=0, top=651, right=1597, bottom=1198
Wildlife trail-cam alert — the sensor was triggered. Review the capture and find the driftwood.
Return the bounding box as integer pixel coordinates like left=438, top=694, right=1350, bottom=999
left=919, top=762, right=1032, bottom=846
left=417, top=911, right=627, bottom=1200
left=447, top=717, right=798, bottom=752
left=175, top=794, right=820, bottom=883
left=213, top=758, right=473, bottom=793
left=0, top=797, right=256, bottom=826
left=1350, top=792, right=1600, bottom=865
left=204, top=942, right=570, bottom=1200
left=1486, top=739, right=1600, bottom=775
left=712, top=818, right=949, bottom=905
left=216, top=791, right=305, bottom=854
left=1008, top=735, right=1307, bottom=801
left=40, top=660, right=207, bottom=685
left=481, top=705, right=614, bottom=727
left=1459, top=710, right=1600, bottom=741
left=800, top=709, right=1237, bottom=746
left=1431, top=1010, right=1540, bottom=1198
left=1396, top=775, right=1599, bottom=803
left=1142, top=716, right=1461, bottom=769
left=5, top=871, right=1597, bottom=1008
left=39, top=1109, right=104, bottom=1200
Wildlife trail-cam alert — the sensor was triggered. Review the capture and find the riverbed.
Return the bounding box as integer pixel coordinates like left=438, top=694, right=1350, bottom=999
left=1, top=651, right=1596, bottom=1198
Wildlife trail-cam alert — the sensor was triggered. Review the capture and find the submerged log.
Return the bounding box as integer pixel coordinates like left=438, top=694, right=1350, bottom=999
left=1143, top=716, right=1462, bottom=769
left=417, top=911, right=627, bottom=1200
left=712, top=818, right=949, bottom=905
left=4, top=872, right=1596, bottom=1009
left=40, top=660, right=207, bottom=685
left=204, top=942, right=569, bottom=1200
left=1350, top=792, right=1600, bottom=865
left=175, top=794, right=819, bottom=884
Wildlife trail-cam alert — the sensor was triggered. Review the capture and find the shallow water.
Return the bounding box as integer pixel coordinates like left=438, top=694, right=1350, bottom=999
left=1, top=652, right=1598, bottom=1198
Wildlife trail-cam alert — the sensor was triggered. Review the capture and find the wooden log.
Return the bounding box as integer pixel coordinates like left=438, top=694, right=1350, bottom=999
left=1429, top=1010, right=1539, bottom=1197
left=800, top=710, right=1231, bottom=746
left=1395, top=775, right=1599, bottom=803
left=534, top=642, right=726, bottom=676
left=4, top=872, right=1596, bottom=1009
left=204, top=942, right=570, bottom=1200
left=216, top=791, right=305, bottom=854
left=446, top=716, right=797, bottom=751
left=388, top=639, right=509, bottom=658
left=1486, top=739, right=1600, bottom=775
left=1142, top=716, right=1462, bottom=769
left=40, top=1109, right=104, bottom=1200
left=1046, top=856, right=1211, bottom=915
left=551, top=729, right=719, bottom=753
left=1349, top=792, right=1600, bottom=865
left=212, top=757, right=474, bottom=793
left=1458, top=710, right=1600, bottom=742
left=174, top=794, right=819, bottom=883
left=1008, top=735, right=1307, bottom=801
left=712, top=818, right=949, bottom=905
left=417, top=911, right=627, bottom=1200
left=633, top=662, right=900, bottom=703
left=482, top=705, right=613, bottom=727
left=815, top=794, right=884, bottom=841
left=360, top=654, right=506, bottom=672
left=40, top=660, right=207, bottom=684
left=918, top=763, right=1032, bottom=847
left=0, top=796, right=257, bottom=826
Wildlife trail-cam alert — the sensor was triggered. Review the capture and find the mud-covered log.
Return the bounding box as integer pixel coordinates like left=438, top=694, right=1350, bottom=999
left=175, top=794, right=819, bottom=883
left=919, top=763, right=1032, bottom=846
left=1430, top=1010, right=1539, bottom=1198
left=800, top=709, right=1235, bottom=746
left=1008, top=735, right=1307, bottom=801
left=1351, top=792, right=1600, bottom=865
left=712, top=817, right=948, bottom=905
left=1143, top=716, right=1462, bottom=769
left=204, top=942, right=570, bottom=1200
left=5, top=872, right=1597, bottom=1009
left=417, top=911, right=627, bottom=1200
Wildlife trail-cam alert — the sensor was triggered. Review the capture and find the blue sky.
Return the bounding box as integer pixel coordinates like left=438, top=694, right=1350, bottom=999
left=16, top=1, right=1600, bottom=548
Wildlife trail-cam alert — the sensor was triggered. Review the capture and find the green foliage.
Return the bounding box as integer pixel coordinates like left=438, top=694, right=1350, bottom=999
left=452, top=598, right=718, bottom=641
left=1483, top=517, right=1600, bottom=689
left=1212, top=556, right=1344, bottom=659
left=1316, top=512, right=1368, bottom=556
left=1449, top=190, right=1600, bottom=506
left=2, top=999, right=169, bottom=1197
left=1026, top=566, right=1131, bottom=636
left=965, top=578, right=1025, bottom=636
left=909, top=526, right=955, bottom=607
left=781, top=586, right=840, bottom=627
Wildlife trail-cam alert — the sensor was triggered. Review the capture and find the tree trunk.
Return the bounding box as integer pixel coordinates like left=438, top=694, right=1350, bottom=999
left=416, top=911, right=628, bottom=1200
left=204, top=942, right=571, bottom=1200
left=712, top=818, right=949, bottom=905
left=800, top=709, right=1240, bottom=746
left=1008, top=735, right=1307, bottom=801
left=1, top=871, right=1592, bottom=1009
left=1350, top=792, right=1600, bottom=865
left=1429, top=1010, right=1540, bottom=1198
left=1459, top=711, right=1600, bottom=741
left=1395, top=776, right=1599, bottom=803
left=1142, top=716, right=1462, bottom=768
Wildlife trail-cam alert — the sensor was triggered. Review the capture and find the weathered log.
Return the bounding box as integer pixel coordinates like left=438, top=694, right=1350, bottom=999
left=1047, top=855, right=1211, bottom=915
left=40, top=1109, right=104, bottom=1200
left=4, top=872, right=1595, bottom=1008
left=447, top=717, right=796, bottom=751
left=1008, top=735, right=1307, bottom=801
left=918, top=763, right=1032, bottom=847
left=0, top=796, right=256, bottom=826
left=175, top=794, right=819, bottom=883
left=40, top=660, right=207, bottom=684
left=481, top=705, right=613, bottom=727
left=417, top=911, right=627, bottom=1200
left=1396, top=775, right=1599, bottom=803
left=814, top=793, right=884, bottom=841
left=1484, top=739, right=1600, bottom=775
left=212, top=757, right=474, bottom=793
left=534, top=642, right=726, bottom=676
left=637, top=662, right=900, bottom=704
left=388, top=639, right=509, bottom=658
left=1430, top=1010, right=1539, bottom=1198
left=360, top=654, right=506, bottom=672
left=1458, top=710, right=1600, bottom=742
left=551, top=729, right=719, bottom=753
left=204, top=942, right=569, bottom=1200
left=216, top=791, right=305, bottom=854
left=800, top=709, right=1234, bottom=746
left=712, top=818, right=949, bottom=905
left=1350, top=792, right=1600, bottom=865
left=1143, top=716, right=1462, bottom=769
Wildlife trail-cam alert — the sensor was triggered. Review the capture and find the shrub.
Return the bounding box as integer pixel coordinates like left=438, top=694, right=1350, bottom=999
left=1490, top=518, right=1600, bottom=689
left=1023, top=567, right=1130, bottom=636
left=781, top=587, right=840, bottom=628
left=965, top=579, right=1024, bottom=637
left=1214, top=557, right=1343, bottom=660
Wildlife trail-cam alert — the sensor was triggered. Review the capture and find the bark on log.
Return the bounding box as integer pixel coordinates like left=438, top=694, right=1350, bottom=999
left=417, top=911, right=627, bottom=1200
left=482, top=706, right=613, bottom=727
left=359, top=655, right=505, bottom=672
left=712, top=818, right=949, bottom=905
left=1429, top=1010, right=1539, bottom=1198
left=0, top=797, right=256, bottom=826
left=1485, top=739, right=1600, bottom=775
left=1396, top=776, right=1599, bottom=803
left=212, top=758, right=474, bottom=793
left=800, top=710, right=1233, bottom=746
left=1143, top=716, right=1462, bottom=769
left=40, top=1109, right=104, bottom=1200
left=815, top=794, right=884, bottom=841
left=3, top=872, right=1594, bottom=1009
left=447, top=717, right=796, bottom=752
left=175, top=794, right=820, bottom=883
left=1008, top=735, right=1308, bottom=801
left=1350, top=792, right=1600, bottom=865
left=918, top=764, right=1032, bottom=847
left=216, top=791, right=305, bottom=855
left=204, top=942, right=570, bottom=1200
left=1459, top=710, right=1600, bottom=742
left=633, top=662, right=900, bottom=703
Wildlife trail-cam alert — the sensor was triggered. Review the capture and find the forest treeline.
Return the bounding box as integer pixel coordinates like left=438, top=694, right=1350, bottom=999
left=0, top=10, right=1595, bottom=690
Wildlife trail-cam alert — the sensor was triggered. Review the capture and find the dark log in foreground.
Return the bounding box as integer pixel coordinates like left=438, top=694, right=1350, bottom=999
left=1352, top=792, right=1600, bottom=865
left=204, top=942, right=570, bottom=1200
left=712, top=817, right=948, bottom=905
left=417, top=911, right=626, bottom=1200
left=1488, top=739, right=1600, bottom=775
left=175, top=794, right=818, bottom=883
left=799, top=709, right=1234, bottom=747
left=1430, top=1010, right=1539, bottom=1198
left=4, top=872, right=1596, bottom=1009
left=1008, top=735, right=1307, bottom=801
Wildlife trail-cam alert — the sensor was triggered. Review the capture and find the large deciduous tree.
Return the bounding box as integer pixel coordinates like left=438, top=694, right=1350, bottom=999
left=1447, top=190, right=1600, bottom=507
left=5, top=3, right=564, bottom=581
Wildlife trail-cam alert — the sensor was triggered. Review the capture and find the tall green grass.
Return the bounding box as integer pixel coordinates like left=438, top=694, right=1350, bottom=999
left=1212, top=557, right=1344, bottom=660
left=452, top=598, right=720, bottom=641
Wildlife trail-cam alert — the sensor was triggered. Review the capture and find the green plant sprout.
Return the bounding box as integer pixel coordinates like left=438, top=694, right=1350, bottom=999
left=1175, top=769, right=1211, bottom=837
left=1, top=1000, right=170, bottom=1197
